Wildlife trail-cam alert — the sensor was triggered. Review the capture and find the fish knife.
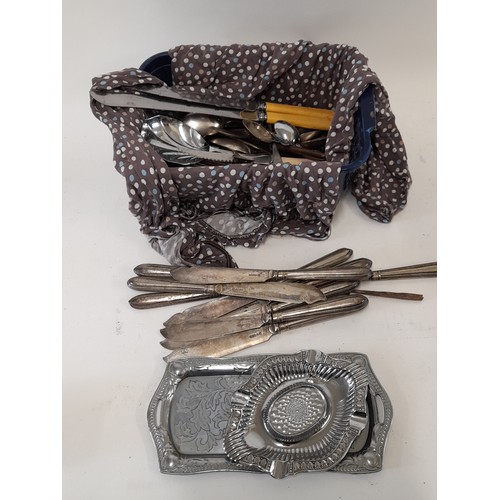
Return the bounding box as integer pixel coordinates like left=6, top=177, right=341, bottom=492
left=170, top=266, right=371, bottom=284
left=162, top=294, right=365, bottom=344
left=134, top=248, right=353, bottom=283
left=162, top=294, right=369, bottom=353
left=169, top=261, right=437, bottom=284
left=214, top=281, right=360, bottom=318
left=129, top=280, right=325, bottom=308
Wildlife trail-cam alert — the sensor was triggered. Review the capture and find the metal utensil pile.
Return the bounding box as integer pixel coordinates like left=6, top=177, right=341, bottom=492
left=126, top=249, right=437, bottom=358
left=91, top=85, right=330, bottom=165
left=140, top=114, right=328, bottom=165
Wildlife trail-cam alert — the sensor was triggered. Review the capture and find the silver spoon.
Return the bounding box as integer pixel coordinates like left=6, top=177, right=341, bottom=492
left=273, top=121, right=300, bottom=146
left=183, top=114, right=224, bottom=136
left=242, top=120, right=275, bottom=143
left=244, top=119, right=300, bottom=146
left=183, top=114, right=250, bottom=139
left=145, top=115, right=207, bottom=150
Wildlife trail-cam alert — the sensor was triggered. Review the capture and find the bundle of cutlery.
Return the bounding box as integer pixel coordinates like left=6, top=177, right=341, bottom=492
left=126, top=249, right=436, bottom=357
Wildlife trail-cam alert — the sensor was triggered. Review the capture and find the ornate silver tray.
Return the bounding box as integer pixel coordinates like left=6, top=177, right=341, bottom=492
left=148, top=350, right=392, bottom=478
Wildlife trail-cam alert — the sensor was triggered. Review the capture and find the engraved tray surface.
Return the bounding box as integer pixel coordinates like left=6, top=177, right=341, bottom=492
left=148, top=350, right=392, bottom=478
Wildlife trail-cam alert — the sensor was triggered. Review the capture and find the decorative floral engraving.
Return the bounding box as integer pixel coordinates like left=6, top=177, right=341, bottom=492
left=171, top=376, right=243, bottom=454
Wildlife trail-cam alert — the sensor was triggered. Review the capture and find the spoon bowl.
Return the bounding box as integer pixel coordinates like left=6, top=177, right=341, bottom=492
left=242, top=120, right=275, bottom=143
left=273, top=121, right=300, bottom=146
left=183, top=114, right=224, bottom=137
left=146, top=115, right=207, bottom=150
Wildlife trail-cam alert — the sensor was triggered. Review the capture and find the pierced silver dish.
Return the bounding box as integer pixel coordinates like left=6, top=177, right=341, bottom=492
left=147, top=350, right=392, bottom=479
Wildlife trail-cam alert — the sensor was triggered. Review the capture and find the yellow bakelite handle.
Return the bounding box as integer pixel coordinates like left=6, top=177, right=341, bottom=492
left=266, top=110, right=333, bottom=131
left=265, top=101, right=334, bottom=119
left=264, top=102, right=334, bottom=130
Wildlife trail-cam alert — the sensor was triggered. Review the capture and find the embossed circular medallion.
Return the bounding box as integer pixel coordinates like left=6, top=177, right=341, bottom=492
left=263, top=384, right=328, bottom=443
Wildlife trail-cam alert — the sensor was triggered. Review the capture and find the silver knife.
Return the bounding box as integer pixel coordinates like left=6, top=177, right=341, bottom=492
left=132, top=248, right=353, bottom=283
left=170, top=261, right=437, bottom=284
left=90, top=89, right=252, bottom=121
left=129, top=280, right=325, bottom=307
left=170, top=266, right=371, bottom=284
left=162, top=294, right=368, bottom=352
left=162, top=294, right=366, bottom=345
left=222, top=280, right=359, bottom=318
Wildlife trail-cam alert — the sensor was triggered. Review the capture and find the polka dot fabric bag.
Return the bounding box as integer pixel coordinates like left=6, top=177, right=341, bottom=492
left=90, top=41, right=411, bottom=267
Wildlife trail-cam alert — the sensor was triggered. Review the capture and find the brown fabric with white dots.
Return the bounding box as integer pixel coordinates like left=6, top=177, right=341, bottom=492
left=90, top=41, right=411, bottom=267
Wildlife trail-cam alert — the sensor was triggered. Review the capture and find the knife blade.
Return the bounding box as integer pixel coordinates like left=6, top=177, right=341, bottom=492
left=218, top=281, right=360, bottom=318
left=170, top=266, right=371, bottom=284
left=162, top=294, right=365, bottom=344
left=162, top=294, right=369, bottom=353
left=129, top=281, right=325, bottom=308
left=91, top=89, right=246, bottom=120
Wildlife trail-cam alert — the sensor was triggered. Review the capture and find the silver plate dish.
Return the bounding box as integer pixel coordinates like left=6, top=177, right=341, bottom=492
left=148, top=350, right=392, bottom=478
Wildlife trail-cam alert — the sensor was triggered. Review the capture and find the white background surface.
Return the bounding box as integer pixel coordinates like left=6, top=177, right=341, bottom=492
left=62, top=1, right=437, bottom=498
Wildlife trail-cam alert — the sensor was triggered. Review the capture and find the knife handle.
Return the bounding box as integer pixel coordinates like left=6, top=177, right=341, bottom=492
left=336, top=258, right=373, bottom=269
left=301, top=248, right=353, bottom=270
left=299, top=259, right=371, bottom=288
left=277, top=268, right=370, bottom=281
left=273, top=294, right=366, bottom=323
left=266, top=113, right=332, bottom=131
left=265, top=102, right=335, bottom=118
left=265, top=104, right=334, bottom=131
left=370, top=262, right=437, bottom=280
left=133, top=263, right=179, bottom=279
left=129, top=291, right=213, bottom=309
left=128, top=276, right=181, bottom=291
left=128, top=277, right=210, bottom=294
left=277, top=295, right=369, bottom=331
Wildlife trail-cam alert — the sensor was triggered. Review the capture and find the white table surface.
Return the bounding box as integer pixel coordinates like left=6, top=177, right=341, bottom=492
left=62, top=1, right=436, bottom=498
